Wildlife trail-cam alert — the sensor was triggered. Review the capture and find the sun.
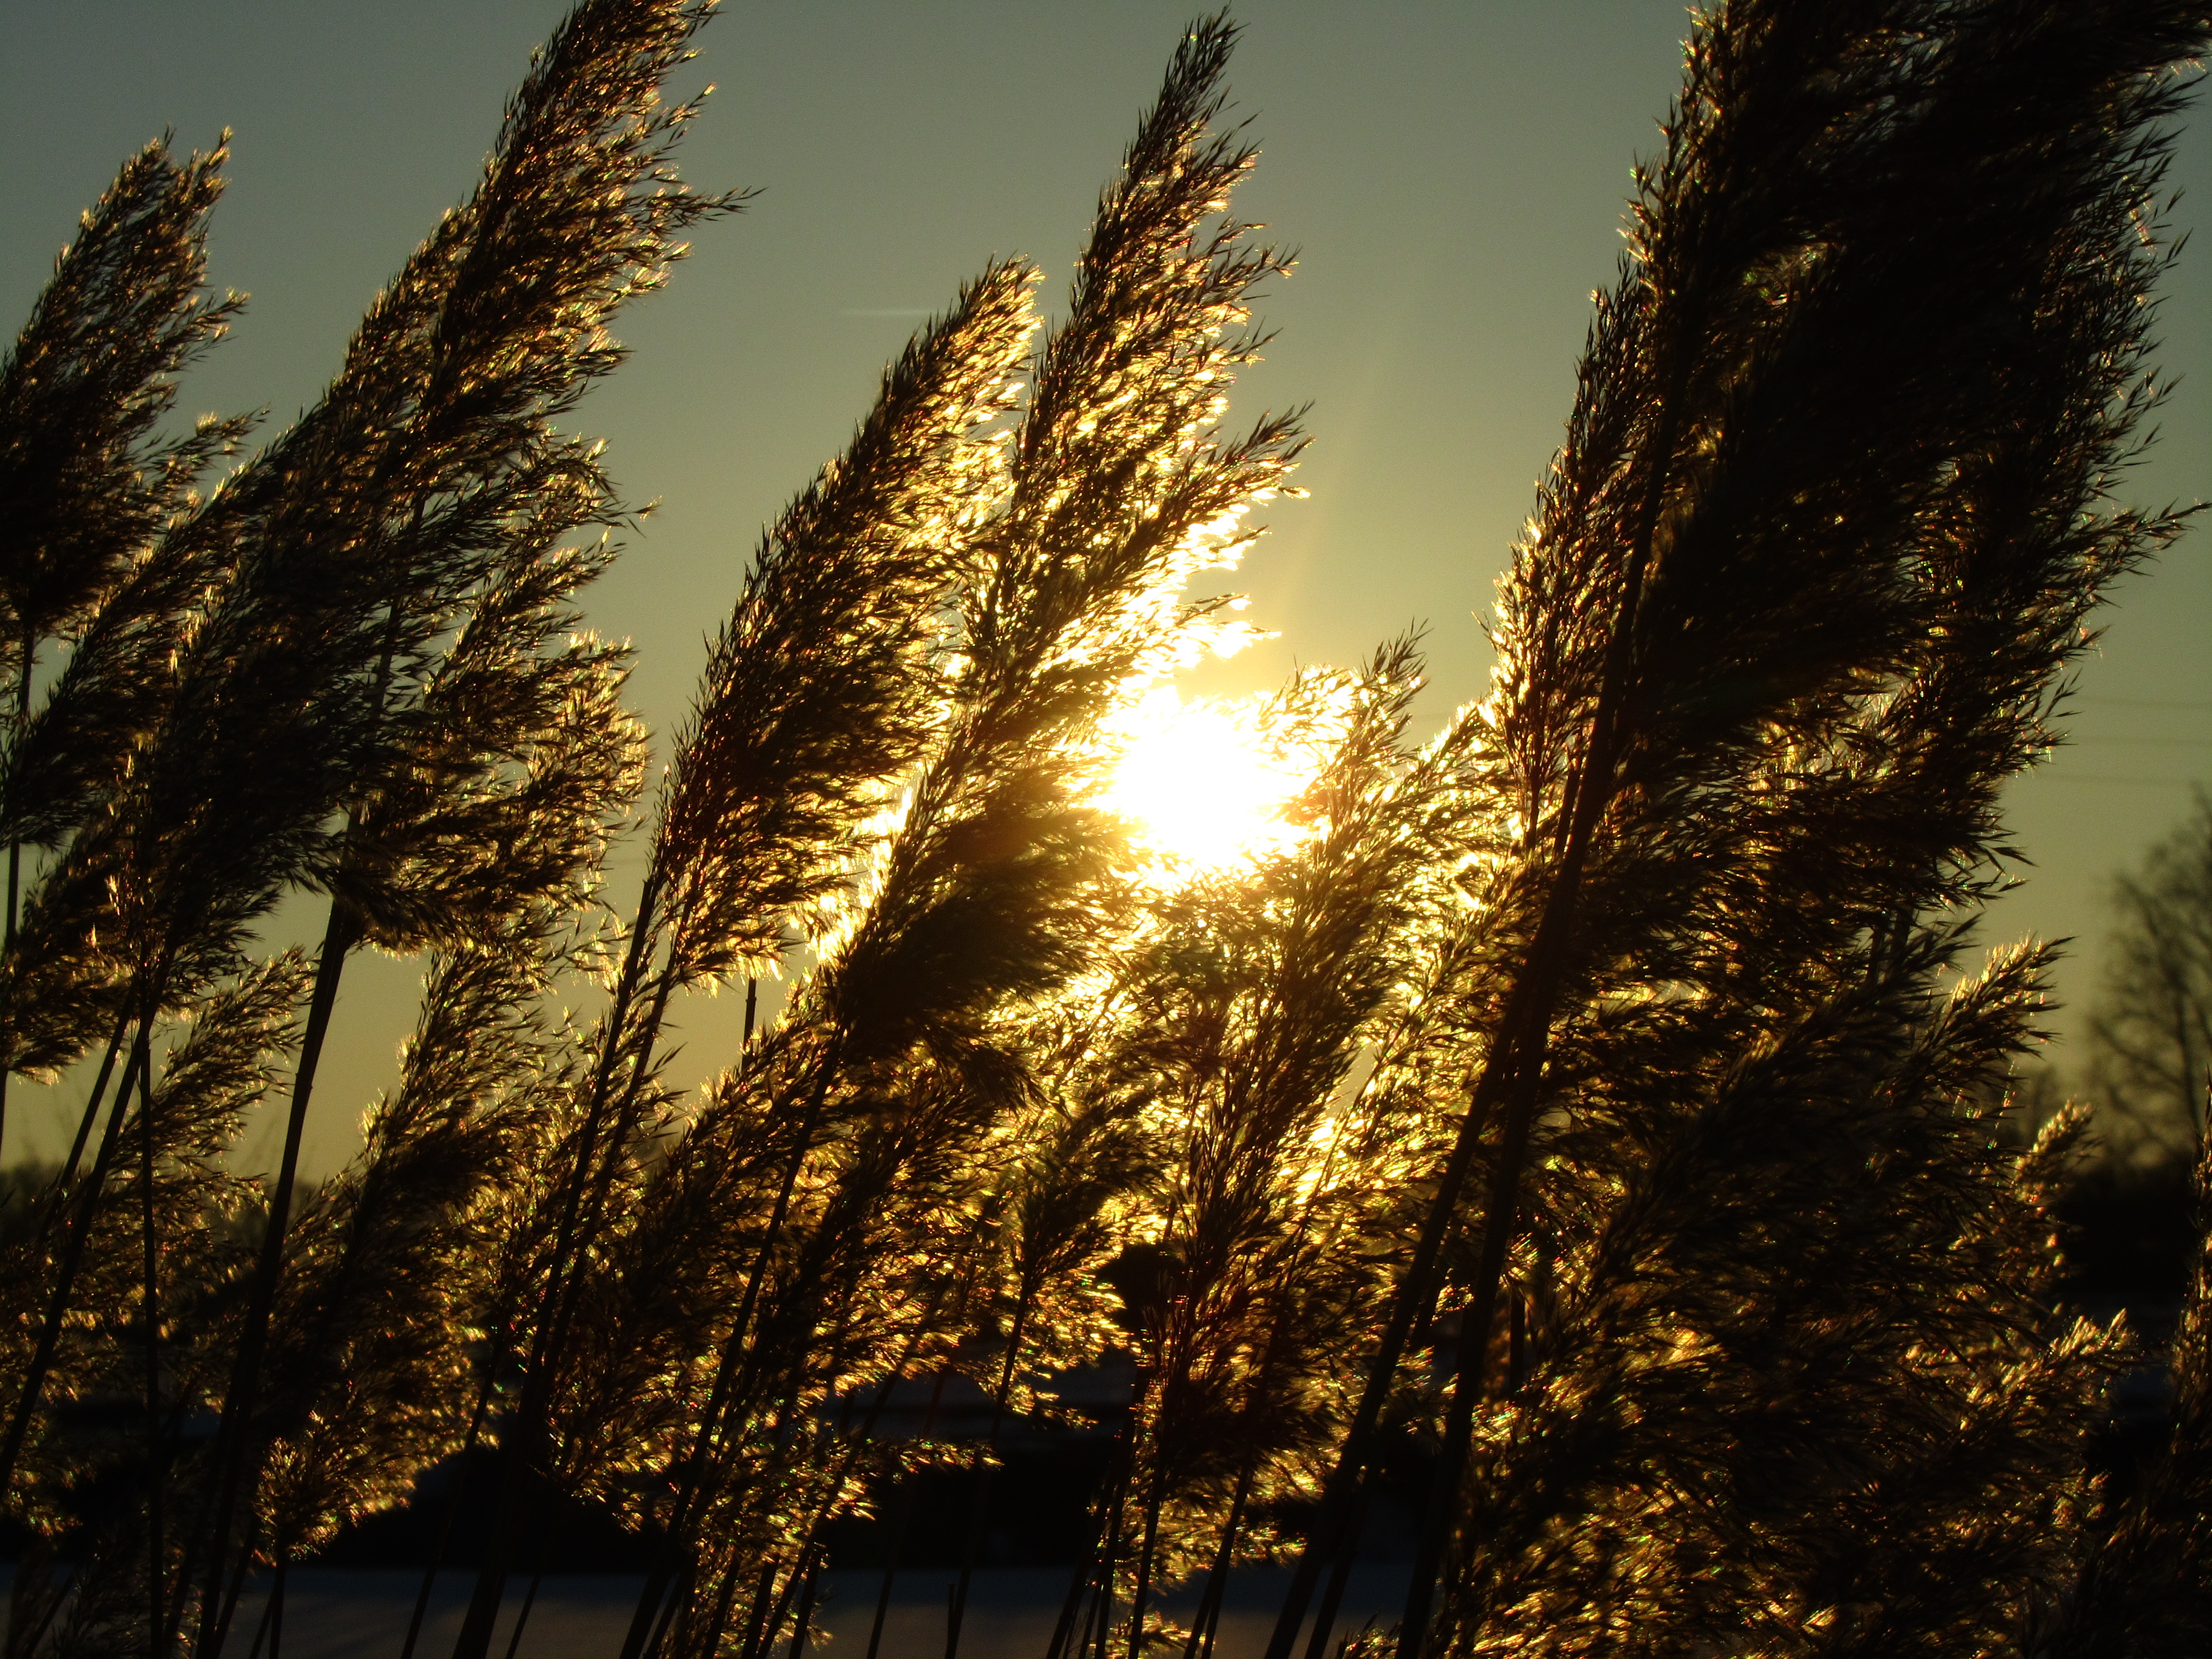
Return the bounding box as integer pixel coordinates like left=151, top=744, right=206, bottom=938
left=1100, top=687, right=1313, bottom=871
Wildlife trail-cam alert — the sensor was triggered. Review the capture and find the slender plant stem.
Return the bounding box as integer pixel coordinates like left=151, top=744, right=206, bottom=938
left=1125, top=1459, right=1170, bottom=1659
left=737, top=1305, right=938, bottom=1659
left=946, top=1295, right=1033, bottom=1659
left=242, top=1572, right=277, bottom=1659
left=1266, top=246, right=1694, bottom=1659
left=266, top=1556, right=288, bottom=1659
left=191, top=900, right=363, bottom=1659
left=620, top=1063, right=834, bottom=1659
left=865, top=1364, right=952, bottom=1659
left=210, top=1537, right=258, bottom=1659
left=140, top=1009, right=162, bottom=1659
left=1045, top=1422, right=1130, bottom=1659
left=695, top=1553, right=746, bottom=1659
left=16, top=1554, right=82, bottom=1659
left=730, top=1558, right=781, bottom=1659
left=1091, top=1454, right=1126, bottom=1659
left=786, top=1563, right=819, bottom=1659
left=642, top=1552, right=697, bottom=1659
left=399, top=1339, right=512, bottom=1659
left=1180, top=1463, right=1251, bottom=1659
left=455, top=871, right=667, bottom=1659
left=501, top=1573, right=543, bottom=1659
left=1, top=630, right=30, bottom=1166
left=499, top=1515, right=566, bottom=1659
left=1302, top=1479, right=1374, bottom=1659
left=0, top=1002, right=152, bottom=1491
left=54, top=1009, right=129, bottom=1205
left=1392, top=1083, right=1547, bottom=1659
left=749, top=1548, right=813, bottom=1659
left=1042, top=1511, right=1100, bottom=1659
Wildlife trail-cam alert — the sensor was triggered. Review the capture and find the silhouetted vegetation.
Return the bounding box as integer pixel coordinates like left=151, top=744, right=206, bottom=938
left=2, top=3, right=2208, bottom=1657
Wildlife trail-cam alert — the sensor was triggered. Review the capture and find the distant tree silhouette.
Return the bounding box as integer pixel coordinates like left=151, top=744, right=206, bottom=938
left=2089, top=793, right=2212, bottom=1165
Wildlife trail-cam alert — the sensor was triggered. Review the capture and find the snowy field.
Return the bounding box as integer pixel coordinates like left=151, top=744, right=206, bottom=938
left=4, top=1566, right=1415, bottom=1659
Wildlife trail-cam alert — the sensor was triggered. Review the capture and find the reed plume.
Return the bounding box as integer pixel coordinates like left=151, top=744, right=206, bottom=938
left=497, top=19, right=1303, bottom=1657
left=0, top=134, right=250, bottom=1153
left=1245, top=2, right=2211, bottom=1653
left=445, top=245, right=1039, bottom=1659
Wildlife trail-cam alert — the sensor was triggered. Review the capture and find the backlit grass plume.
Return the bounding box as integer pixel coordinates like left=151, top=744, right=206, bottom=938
left=5, top=7, right=2208, bottom=1657
left=1251, top=3, right=2212, bottom=1655
left=490, top=19, right=1304, bottom=1657
left=444, top=251, right=1039, bottom=1659
left=0, top=134, right=250, bottom=1159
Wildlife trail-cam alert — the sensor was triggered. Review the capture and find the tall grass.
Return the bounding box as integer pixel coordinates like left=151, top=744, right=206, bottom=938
left=1, top=5, right=2207, bottom=1658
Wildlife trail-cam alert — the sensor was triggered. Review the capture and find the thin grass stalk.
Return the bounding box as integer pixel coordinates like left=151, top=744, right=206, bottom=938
left=1260, top=858, right=1591, bottom=1659
left=1261, top=18, right=1713, bottom=1641
left=13, top=1557, right=80, bottom=1659
left=55, top=1006, right=129, bottom=1196
left=190, top=597, right=401, bottom=1566
left=0, top=1001, right=151, bottom=1488
left=747, top=1544, right=814, bottom=1659
left=686, top=1305, right=874, bottom=1659
left=1091, top=1453, right=1129, bottom=1659
left=1394, top=1111, right=1544, bottom=1658
left=696, top=1550, right=746, bottom=1659
left=137, top=1004, right=159, bottom=1659
left=1302, top=1476, right=1375, bottom=1659
left=644, top=1555, right=695, bottom=1659
left=945, top=1296, right=1033, bottom=1659
left=707, top=1349, right=842, bottom=1659
left=240, top=1579, right=273, bottom=1659
left=210, top=1540, right=257, bottom=1659
left=619, top=1061, right=834, bottom=1659
left=864, top=1369, right=953, bottom=1659
left=499, top=1514, right=568, bottom=1659
left=1394, top=1288, right=1522, bottom=1648
left=1045, top=1427, right=1131, bottom=1659
left=675, top=1132, right=977, bottom=1605
left=499, top=1576, right=541, bottom=1659
left=186, top=900, right=360, bottom=1634
left=1042, top=1499, right=1103, bottom=1659
left=455, top=870, right=665, bottom=1655
left=1266, top=655, right=1643, bottom=1655
left=729, top=1557, right=781, bottom=1659
left=740, top=1284, right=952, bottom=1659
left=785, top=1562, right=819, bottom=1659
left=265, top=1556, right=287, bottom=1659
left=1180, top=1463, right=1250, bottom=1659
left=716, top=1349, right=853, bottom=1659
left=681, top=1320, right=877, bottom=1659
left=398, top=1339, right=512, bottom=1659
left=729, top=1311, right=934, bottom=1659
left=1124, top=1459, right=1170, bottom=1659
left=1, top=631, right=27, bottom=1162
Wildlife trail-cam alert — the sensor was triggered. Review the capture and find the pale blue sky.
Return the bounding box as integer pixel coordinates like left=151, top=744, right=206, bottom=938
left=3, top=3, right=2205, bottom=1170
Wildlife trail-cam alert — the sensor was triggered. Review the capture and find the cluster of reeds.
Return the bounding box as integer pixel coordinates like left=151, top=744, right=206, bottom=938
left=2, top=2, right=2208, bottom=1657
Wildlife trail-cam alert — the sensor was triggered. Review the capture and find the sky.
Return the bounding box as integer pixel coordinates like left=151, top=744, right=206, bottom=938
left=2, top=2, right=2206, bottom=1174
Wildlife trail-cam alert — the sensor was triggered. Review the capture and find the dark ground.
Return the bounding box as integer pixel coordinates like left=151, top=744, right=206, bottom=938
left=0, top=1166, right=2195, bottom=1655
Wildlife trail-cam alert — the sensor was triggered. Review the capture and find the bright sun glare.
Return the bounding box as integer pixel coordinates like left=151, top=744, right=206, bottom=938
left=1101, top=687, right=1313, bottom=871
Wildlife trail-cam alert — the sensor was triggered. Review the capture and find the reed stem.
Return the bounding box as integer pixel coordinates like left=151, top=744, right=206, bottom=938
left=1, top=630, right=30, bottom=1166
left=1, top=1003, right=152, bottom=1491
left=140, top=1008, right=162, bottom=1659
left=192, top=900, right=362, bottom=1659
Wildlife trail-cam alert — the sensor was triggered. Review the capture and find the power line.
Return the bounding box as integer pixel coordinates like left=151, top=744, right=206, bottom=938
left=2075, top=696, right=2212, bottom=711
left=2080, top=737, right=2212, bottom=748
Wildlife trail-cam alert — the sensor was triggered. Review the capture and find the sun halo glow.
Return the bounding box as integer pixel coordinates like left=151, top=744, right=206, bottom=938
left=1101, top=688, right=1312, bottom=872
